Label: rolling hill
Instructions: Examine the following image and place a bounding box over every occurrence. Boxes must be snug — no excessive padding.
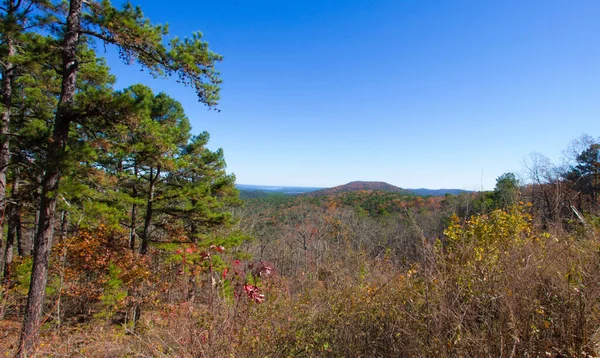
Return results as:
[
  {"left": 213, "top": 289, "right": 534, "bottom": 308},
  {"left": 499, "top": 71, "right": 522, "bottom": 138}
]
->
[
  {"left": 408, "top": 188, "right": 471, "bottom": 196},
  {"left": 303, "top": 181, "right": 414, "bottom": 197},
  {"left": 237, "top": 182, "right": 472, "bottom": 199},
  {"left": 236, "top": 184, "right": 324, "bottom": 198}
]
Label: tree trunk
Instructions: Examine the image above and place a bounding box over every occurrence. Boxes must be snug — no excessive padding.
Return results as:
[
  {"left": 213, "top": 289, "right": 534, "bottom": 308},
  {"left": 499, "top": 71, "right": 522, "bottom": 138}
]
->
[
  {"left": 29, "top": 205, "right": 40, "bottom": 256},
  {"left": 18, "top": 0, "right": 82, "bottom": 355},
  {"left": 130, "top": 165, "right": 138, "bottom": 251},
  {"left": 535, "top": 179, "right": 554, "bottom": 224},
  {"left": 140, "top": 166, "right": 159, "bottom": 255},
  {"left": 1, "top": 210, "right": 13, "bottom": 282},
  {"left": 59, "top": 210, "right": 68, "bottom": 241},
  {"left": 14, "top": 187, "right": 24, "bottom": 257},
  {"left": 0, "top": 2, "right": 17, "bottom": 282},
  {"left": 2, "top": 166, "right": 20, "bottom": 283},
  {"left": 130, "top": 203, "right": 137, "bottom": 250},
  {"left": 132, "top": 166, "right": 159, "bottom": 331}
]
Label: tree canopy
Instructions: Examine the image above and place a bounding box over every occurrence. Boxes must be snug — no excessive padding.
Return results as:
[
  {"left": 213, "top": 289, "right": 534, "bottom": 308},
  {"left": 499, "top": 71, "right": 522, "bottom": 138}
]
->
[{"left": 0, "top": 0, "right": 236, "bottom": 354}]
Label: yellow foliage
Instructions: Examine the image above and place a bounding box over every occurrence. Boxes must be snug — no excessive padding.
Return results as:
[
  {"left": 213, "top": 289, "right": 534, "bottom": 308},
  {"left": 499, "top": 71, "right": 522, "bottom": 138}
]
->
[{"left": 443, "top": 204, "right": 535, "bottom": 264}]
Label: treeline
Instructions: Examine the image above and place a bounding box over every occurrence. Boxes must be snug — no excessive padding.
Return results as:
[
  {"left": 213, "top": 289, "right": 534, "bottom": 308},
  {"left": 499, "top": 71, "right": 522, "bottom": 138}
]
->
[
  {"left": 235, "top": 139, "right": 600, "bottom": 289},
  {"left": 465, "top": 136, "right": 600, "bottom": 230},
  {"left": 226, "top": 136, "right": 600, "bottom": 357},
  {"left": 0, "top": 1, "right": 243, "bottom": 355},
  {"left": 522, "top": 136, "right": 600, "bottom": 228}
]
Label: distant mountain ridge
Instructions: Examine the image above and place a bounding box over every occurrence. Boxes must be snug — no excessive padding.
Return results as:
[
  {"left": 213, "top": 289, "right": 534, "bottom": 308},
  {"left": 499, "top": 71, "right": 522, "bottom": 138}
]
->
[
  {"left": 408, "top": 188, "right": 471, "bottom": 196},
  {"left": 236, "top": 184, "right": 324, "bottom": 196},
  {"left": 236, "top": 182, "right": 472, "bottom": 199},
  {"left": 303, "top": 181, "right": 414, "bottom": 197}
]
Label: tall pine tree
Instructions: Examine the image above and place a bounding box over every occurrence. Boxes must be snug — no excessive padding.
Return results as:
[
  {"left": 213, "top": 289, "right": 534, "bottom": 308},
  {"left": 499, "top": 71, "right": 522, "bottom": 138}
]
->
[{"left": 18, "top": 0, "right": 223, "bottom": 354}]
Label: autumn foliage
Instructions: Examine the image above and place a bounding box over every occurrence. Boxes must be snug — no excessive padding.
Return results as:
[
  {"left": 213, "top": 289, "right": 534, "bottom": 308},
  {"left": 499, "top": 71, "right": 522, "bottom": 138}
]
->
[
  {"left": 235, "top": 205, "right": 600, "bottom": 357},
  {"left": 51, "top": 227, "right": 150, "bottom": 319}
]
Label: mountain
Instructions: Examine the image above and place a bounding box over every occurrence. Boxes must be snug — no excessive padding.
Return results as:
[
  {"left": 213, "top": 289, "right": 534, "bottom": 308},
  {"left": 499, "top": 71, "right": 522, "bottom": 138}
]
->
[
  {"left": 236, "top": 184, "right": 324, "bottom": 197},
  {"left": 237, "top": 182, "right": 472, "bottom": 199},
  {"left": 407, "top": 188, "right": 472, "bottom": 196},
  {"left": 304, "top": 181, "right": 414, "bottom": 197}
]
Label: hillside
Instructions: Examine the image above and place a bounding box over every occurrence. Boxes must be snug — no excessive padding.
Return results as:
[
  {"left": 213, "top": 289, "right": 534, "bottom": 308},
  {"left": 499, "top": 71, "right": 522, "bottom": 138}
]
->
[
  {"left": 238, "top": 182, "right": 471, "bottom": 199},
  {"left": 304, "top": 181, "right": 414, "bottom": 197},
  {"left": 236, "top": 184, "right": 324, "bottom": 195},
  {"left": 408, "top": 188, "right": 472, "bottom": 196}
]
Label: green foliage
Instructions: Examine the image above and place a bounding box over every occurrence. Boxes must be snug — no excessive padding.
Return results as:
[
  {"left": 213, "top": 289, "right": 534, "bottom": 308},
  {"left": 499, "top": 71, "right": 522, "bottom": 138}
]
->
[
  {"left": 96, "top": 264, "right": 128, "bottom": 319},
  {"left": 83, "top": 0, "right": 223, "bottom": 106},
  {"left": 0, "top": 0, "right": 237, "bottom": 354},
  {"left": 492, "top": 172, "right": 520, "bottom": 209},
  {"left": 239, "top": 190, "right": 288, "bottom": 199},
  {"left": 13, "top": 257, "right": 33, "bottom": 296},
  {"left": 337, "top": 190, "right": 415, "bottom": 216},
  {"left": 566, "top": 142, "right": 600, "bottom": 204}
]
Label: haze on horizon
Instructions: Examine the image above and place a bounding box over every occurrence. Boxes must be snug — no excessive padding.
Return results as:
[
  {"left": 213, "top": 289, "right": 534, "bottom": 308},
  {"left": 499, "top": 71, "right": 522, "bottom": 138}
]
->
[{"left": 105, "top": 0, "right": 600, "bottom": 190}]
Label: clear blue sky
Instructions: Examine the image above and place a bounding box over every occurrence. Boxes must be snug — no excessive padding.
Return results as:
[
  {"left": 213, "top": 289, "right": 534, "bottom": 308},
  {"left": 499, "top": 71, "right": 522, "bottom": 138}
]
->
[{"left": 104, "top": 0, "right": 600, "bottom": 190}]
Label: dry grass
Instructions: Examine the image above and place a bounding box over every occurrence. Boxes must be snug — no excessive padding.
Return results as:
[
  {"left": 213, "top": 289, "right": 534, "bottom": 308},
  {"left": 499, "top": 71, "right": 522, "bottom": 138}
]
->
[{"left": 2, "top": 207, "right": 600, "bottom": 357}]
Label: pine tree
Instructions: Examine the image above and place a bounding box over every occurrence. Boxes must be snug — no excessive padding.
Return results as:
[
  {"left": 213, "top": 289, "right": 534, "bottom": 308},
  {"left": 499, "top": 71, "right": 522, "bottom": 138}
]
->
[
  {"left": 18, "top": 0, "right": 223, "bottom": 353},
  {"left": 566, "top": 143, "right": 600, "bottom": 211},
  {"left": 162, "top": 133, "right": 240, "bottom": 244},
  {"left": 0, "top": 0, "right": 53, "bottom": 281}
]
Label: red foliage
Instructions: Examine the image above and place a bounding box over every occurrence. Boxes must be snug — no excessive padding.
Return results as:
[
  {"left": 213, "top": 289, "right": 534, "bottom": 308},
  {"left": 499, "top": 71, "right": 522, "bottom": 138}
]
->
[{"left": 243, "top": 284, "right": 264, "bottom": 303}]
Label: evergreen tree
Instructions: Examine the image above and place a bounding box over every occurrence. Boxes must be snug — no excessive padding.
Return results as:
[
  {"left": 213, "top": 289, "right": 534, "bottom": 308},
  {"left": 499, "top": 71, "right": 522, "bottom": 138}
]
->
[
  {"left": 493, "top": 172, "right": 520, "bottom": 209},
  {"left": 19, "top": 0, "right": 223, "bottom": 354},
  {"left": 0, "top": 0, "right": 54, "bottom": 280},
  {"left": 161, "top": 133, "right": 241, "bottom": 244},
  {"left": 566, "top": 143, "right": 600, "bottom": 210},
  {"left": 1, "top": 33, "right": 62, "bottom": 280}
]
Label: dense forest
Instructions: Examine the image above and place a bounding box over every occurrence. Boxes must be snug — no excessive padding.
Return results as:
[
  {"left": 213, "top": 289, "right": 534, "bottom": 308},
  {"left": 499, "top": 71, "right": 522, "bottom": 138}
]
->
[{"left": 1, "top": 1, "right": 600, "bottom": 357}]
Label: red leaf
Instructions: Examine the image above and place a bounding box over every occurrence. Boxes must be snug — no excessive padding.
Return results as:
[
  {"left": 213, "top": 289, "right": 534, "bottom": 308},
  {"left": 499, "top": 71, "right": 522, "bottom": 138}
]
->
[{"left": 210, "top": 244, "right": 225, "bottom": 252}]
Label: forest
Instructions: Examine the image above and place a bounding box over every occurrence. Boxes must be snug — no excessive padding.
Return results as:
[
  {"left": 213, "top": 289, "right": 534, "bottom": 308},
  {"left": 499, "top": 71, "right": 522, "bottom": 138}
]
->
[{"left": 1, "top": 1, "right": 600, "bottom": 357}]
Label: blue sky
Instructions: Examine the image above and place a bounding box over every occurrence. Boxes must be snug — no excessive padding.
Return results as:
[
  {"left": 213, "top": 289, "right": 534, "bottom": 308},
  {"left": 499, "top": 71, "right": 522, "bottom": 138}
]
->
[{"left": 104, "top": 0, "right": 600, "bottom": 190}]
